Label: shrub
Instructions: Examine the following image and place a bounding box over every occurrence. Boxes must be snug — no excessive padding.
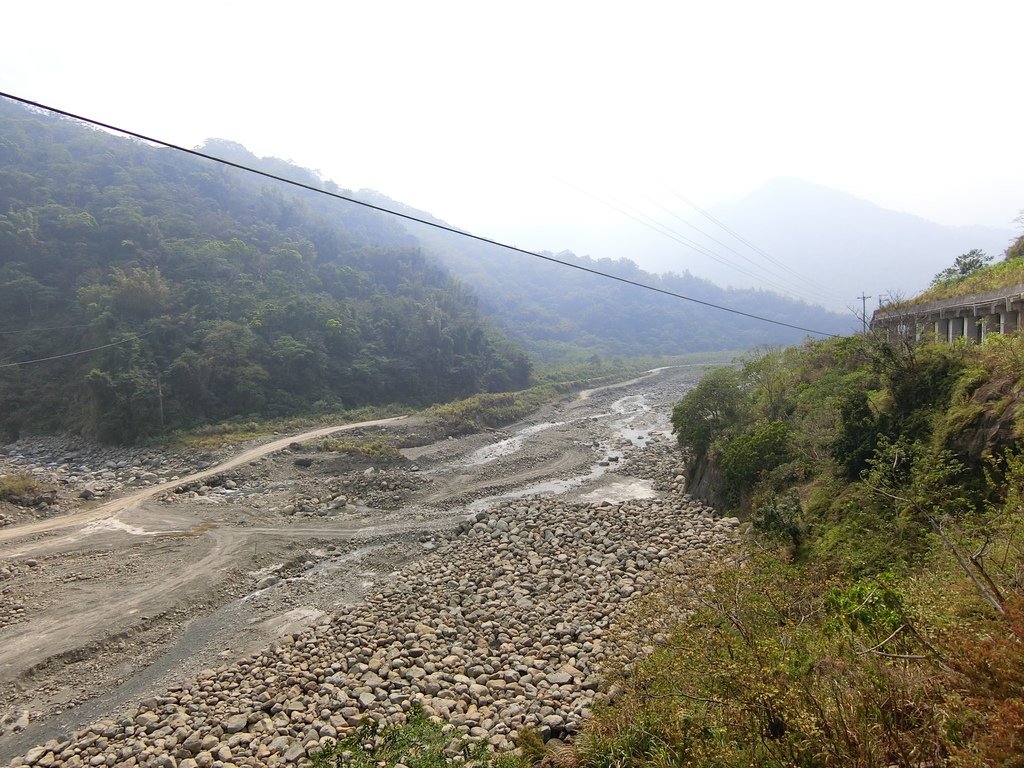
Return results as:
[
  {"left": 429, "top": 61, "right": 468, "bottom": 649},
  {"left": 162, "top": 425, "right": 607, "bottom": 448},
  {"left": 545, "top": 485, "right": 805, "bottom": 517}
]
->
[
  {"left": 569, "top": 555, "right": 952, "bottom": 768},
  {"left": 0, "top": 473, "right": 41, "bottom": 502},
  {"left": 670, "top": 366, "right": 745, "bottom": 458},
  {"left": 720, "top": 419, "right": 791, "bottom": 504},
  {"left": 310, "top": 705, "right": 491, "bottom": 768}
]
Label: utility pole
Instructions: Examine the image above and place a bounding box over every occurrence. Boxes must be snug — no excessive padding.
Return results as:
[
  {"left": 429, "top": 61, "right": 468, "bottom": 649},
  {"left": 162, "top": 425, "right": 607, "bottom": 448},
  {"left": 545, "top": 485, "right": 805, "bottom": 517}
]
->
[{"left": 858, "top": 293, "right": 872, "bottom": 333}]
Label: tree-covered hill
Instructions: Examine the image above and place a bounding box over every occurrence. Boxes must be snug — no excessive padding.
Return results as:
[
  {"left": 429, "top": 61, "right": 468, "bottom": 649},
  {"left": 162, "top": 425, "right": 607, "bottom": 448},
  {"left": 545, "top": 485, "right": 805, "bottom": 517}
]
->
[
  {"left": 0, "top": 99, "right": 530, "bottom": 442},
  {"left": 358, "top": 191, "right": 855, "bottom": 361}
]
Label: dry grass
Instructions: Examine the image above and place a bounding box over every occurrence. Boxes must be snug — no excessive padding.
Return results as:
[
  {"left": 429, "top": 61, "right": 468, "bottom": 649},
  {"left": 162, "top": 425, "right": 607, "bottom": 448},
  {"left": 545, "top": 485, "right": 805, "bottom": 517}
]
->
[{"left": 0, "top": 473, "right": 41, "bottom": 502}]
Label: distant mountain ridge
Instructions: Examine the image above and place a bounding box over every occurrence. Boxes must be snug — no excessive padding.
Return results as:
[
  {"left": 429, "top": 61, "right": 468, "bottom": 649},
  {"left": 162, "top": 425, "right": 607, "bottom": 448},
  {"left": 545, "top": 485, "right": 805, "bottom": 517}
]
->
[
  {"left": 705, "top": 177, "right": 1015, "bottom": 309},
  {"left": 356, "top": 191, "right": 854, "bottom": 360}
]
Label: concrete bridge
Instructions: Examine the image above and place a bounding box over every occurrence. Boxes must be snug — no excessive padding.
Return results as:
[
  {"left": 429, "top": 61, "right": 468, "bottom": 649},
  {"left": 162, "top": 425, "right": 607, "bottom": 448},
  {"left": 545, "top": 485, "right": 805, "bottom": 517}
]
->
[{"left": 871, "top": 284, "right": 1024, "bottom": 343}]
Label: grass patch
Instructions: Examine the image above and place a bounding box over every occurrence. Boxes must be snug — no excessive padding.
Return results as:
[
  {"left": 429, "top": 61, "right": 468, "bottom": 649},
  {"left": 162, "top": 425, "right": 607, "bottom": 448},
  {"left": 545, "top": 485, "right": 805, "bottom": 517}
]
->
[
  {"left": 427, "top": 388, "right": 557, "bottom": 436},
  {"left": 156, "top": 354, "right": 717, "bottom": 451},
  {"left": 429, "top": 355, "right": 725, "bottom": 437},
  {"left": 314, "top": 436, "right": 404, "bottom": 459},
  {"left": 310, "top": 704, "right": 531, "bottom": 768},
  {"left": 156, "top": 404, "right": 411, "bottom": 451},
  {"left": 886, "top": 255, "right": 1024, "bottom": 308},
  {"left": 0, "top": 473, "right": 41, "bottom": 502}
]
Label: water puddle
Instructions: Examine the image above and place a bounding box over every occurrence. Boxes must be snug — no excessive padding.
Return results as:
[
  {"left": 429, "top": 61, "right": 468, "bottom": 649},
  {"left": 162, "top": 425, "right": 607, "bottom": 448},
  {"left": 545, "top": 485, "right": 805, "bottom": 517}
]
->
[
  {"left": 464, "top": 421, "right": 563, "bottom": 466},
  {"left": 575, "top": 479, "right": 658, "bottom": 504},
  {"left": 609, "top": 394, "right": 654, "bottom": 446},
  {"left": 468, "top": 460, "right": 610, "bottom": 514},
  {"left": 81, "top": 518, "right": 173, "bottom": 537}
]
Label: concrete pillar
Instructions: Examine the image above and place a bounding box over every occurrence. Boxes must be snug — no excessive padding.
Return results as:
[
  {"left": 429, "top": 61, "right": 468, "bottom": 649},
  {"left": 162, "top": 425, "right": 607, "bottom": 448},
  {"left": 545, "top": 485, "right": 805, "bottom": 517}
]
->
[
  {"left": 985, "top": 314, "right": 1001, "bottom": 339},
  {"left": 948, "top": 316, "right": 955, "bottom": 343},
  {"left": 965, "top": 315, "right": 981, "bottom": 343}
]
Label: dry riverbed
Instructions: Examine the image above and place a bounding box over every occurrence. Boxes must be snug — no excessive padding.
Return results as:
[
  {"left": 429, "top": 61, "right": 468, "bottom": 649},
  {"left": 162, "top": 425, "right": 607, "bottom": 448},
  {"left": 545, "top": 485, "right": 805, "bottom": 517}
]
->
[{"left": 1, "top": 367, "right": 730, "bottom": 766}]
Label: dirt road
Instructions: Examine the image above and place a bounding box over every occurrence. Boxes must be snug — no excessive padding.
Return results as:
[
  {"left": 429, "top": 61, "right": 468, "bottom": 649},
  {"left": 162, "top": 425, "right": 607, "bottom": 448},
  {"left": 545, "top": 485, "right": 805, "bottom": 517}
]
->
[
  {"left": 0, "top": 367, "right": 704, "bottom": 760},
  {"left": 0, "top": 416, "right": 408, "bottom": 547}
]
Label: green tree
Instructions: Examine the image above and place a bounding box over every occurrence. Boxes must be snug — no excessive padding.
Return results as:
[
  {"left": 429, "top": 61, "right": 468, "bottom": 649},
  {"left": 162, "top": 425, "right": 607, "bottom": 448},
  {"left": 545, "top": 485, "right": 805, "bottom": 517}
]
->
[
  {"left": 671, "top": 366, "right": 745, "bottom": 457},
  {"left": 930, "top": 248, "right": 992, "bottom": 287}
]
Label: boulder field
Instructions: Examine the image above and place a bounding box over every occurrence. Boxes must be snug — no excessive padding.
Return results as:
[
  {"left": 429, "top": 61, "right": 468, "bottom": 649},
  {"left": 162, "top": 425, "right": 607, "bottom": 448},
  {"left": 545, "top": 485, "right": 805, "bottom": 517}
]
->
[{"left": 9, "top": 454, "right": 739, "bottom": 768}]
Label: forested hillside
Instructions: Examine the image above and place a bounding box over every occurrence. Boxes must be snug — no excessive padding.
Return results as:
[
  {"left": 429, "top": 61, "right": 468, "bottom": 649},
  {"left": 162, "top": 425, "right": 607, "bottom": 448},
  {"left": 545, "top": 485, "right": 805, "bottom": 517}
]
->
[
  {"left": 0, "top": 100, "right": 530, "bottom": 442},
  {"left": 359, "top": 191, "right": 854, "bottom": 360}
]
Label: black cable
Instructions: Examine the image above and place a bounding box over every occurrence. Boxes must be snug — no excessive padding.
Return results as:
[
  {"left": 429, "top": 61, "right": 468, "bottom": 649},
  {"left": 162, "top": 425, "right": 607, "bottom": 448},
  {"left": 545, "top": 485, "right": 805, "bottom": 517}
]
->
[
  {"left": 0, "top": 330, "right": 153, "bottom": 368},
  {"left": 665, "top": 185, "right": 844, "bottom": 299},
  {"left": 0, "top": 322, "right": 93, "bottom": 335},
  {"left": 552, "top": 173, "right": 823, "bottom": 301},
  {"left": 0, "top": 90, "right": 839, "bottom": 339}
]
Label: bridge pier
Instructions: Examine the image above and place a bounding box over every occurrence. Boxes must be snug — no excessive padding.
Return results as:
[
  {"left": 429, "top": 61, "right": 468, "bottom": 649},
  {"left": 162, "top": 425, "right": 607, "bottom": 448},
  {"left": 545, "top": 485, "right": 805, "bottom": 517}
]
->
[{"left": 964, "top": 313, "right": 981, "bottom": 343}]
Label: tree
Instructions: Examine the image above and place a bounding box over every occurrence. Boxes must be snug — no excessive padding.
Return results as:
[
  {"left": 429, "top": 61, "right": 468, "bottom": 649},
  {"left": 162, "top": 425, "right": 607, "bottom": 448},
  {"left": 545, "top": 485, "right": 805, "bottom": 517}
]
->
[
  {"left": 930, "top": 249, "right": 992, "bottom": 287},
  {"left": 671, "top": 367, "right": 745, "bottom": 457}
]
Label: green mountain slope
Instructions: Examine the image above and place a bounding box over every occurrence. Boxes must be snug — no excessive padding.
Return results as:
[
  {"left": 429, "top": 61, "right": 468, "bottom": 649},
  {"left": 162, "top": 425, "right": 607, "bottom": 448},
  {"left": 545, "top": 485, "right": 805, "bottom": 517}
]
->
[
  {"left": 0, "top": 100, "right": 530, "bottom": 442},
  {"left": 358, "top": 191, "right": 854, "bottom": 361}
]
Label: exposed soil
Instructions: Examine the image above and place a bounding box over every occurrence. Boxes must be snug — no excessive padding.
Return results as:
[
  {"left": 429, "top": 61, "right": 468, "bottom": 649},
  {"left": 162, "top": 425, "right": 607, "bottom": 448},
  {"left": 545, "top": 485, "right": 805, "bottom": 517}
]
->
[{"left": 0, "top": 366, "right": 706, "bottom": 761}]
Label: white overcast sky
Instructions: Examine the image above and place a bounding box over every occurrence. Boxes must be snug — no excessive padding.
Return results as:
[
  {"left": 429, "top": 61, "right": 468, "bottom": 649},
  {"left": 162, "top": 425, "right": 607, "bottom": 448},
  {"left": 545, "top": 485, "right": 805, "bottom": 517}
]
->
[{"left": 2, "top": 0, "right": 1022, "bottom": 286}]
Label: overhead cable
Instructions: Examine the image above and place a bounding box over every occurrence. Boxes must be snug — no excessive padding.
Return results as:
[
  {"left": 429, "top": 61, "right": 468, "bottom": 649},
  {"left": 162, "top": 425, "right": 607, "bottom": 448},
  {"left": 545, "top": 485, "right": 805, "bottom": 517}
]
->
[
  {"left": 0, "top": 330, "right": 153, "bottom": 368},
  {"left": 638, "top": 190, "right": 847, "bottom": 302},
  {"left": 664, "top": 185, "right": 845, "bottom": 300},
  {"left": 0, "top": 322, "right": 94, "bottom": 335},
  {"left": 558, "top": 176, "right": 830, "bottom": 303},
  {"left": 0, "top": 90, "right": 840, "bottom": 339}
]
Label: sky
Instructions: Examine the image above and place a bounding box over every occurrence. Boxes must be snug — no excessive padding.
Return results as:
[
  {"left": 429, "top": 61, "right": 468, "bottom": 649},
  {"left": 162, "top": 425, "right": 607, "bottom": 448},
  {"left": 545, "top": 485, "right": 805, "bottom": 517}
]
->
[{"left": 2, "top": 0, "right": 1022, "bottom": 303}]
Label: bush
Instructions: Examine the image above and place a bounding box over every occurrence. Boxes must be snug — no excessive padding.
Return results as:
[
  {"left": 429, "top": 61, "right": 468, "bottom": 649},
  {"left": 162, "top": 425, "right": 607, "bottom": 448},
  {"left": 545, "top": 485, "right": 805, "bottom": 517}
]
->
[
  {"left": 569, "top": 555, "right": 951, "bottom": 768},
  {"left": 310, "top": 705, "right": 489, "bottom": 768},
  {"left": 720, "top": 419, "right": 791, "bottom": 504},
  {"left": 315, "top": 436, "right": 402, "bottom": 459},
  {"left": 670, "top": 366, "right": 745, "bottom": 458},
  {"left": 751, "top": 490, "right": 806, "bottom": 557},
  {"left": 0, "top": 473, "right": 41, "bottom": 502}
]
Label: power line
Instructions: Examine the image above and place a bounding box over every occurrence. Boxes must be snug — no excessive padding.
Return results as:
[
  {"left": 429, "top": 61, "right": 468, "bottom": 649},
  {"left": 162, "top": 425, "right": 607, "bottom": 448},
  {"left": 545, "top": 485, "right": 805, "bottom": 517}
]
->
[
  {"left": 664, "top": 185, "right": 846, "bottom": 301},
  {"left": 0, "top": 330, "right": 154, "bottom": 368},
  {"left": 0, "top": 322, "right": 93, "bottom": 335},
  {"left": 637, "top": 190, "right": 846, "bottom": 303},
  {"left": 0, "top": 90, "right": 839, "bottom": 339},
  {"left": 552, "top": 175, "right": 828, "bottom": 302}
]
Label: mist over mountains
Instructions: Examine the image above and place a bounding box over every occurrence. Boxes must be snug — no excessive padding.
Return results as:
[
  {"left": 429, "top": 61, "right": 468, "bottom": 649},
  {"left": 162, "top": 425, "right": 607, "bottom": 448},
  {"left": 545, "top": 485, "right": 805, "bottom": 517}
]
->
[
  {"left": 0, "top": 97, "right": 878, "bottom": 440},
  {"left": 630, "top": 177, "right": 1014, "bottom": 311},
  {"left": 357, "top": 191, "right": 853, "bottom": 359}
]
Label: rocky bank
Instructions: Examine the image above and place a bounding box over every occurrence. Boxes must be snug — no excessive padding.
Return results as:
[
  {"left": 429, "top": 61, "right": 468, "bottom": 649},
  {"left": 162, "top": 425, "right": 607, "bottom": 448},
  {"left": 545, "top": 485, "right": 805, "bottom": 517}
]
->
[{"left": 7, "top": 443, "right": 738, "bottom": 768}]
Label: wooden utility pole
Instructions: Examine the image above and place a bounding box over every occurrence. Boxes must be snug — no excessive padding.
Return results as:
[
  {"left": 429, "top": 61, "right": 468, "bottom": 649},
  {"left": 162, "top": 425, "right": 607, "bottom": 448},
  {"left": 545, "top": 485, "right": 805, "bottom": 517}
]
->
[{"left": 858, "top": 293, "right": 872, "bottom": 333}]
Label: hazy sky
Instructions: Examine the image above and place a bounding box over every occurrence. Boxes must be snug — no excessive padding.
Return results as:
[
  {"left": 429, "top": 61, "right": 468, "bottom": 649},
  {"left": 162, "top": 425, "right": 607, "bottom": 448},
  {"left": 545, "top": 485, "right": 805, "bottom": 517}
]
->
[{"left": 2, "top": 0, "right": 1022, "bottom": 301}]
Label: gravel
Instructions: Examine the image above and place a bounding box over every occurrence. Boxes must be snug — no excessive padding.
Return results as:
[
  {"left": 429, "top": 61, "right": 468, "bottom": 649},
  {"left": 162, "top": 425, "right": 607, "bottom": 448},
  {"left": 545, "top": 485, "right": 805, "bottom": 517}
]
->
[{"left": 6, "top": 442, "right": 740, "bottom": 768}]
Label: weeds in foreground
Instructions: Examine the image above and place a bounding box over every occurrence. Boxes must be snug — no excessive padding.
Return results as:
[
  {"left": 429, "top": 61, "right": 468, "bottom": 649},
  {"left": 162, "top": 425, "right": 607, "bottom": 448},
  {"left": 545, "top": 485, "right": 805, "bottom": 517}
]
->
[
  {"left": 310, "top": 705, "right": 533, "bottom": 768},
  {"left": 566, "top": 542, "right": 1024, "bottom": 768}
]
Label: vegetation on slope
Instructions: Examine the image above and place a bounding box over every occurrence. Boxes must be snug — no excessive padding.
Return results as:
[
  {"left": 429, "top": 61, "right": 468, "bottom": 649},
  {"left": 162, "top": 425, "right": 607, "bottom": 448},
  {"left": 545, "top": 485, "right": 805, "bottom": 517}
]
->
[
  {"left": 360, "top": 191, "right": 854, "bottom": 361},
  {"left": 0, "top": 99, "right": 530, "bottom": 443},
  {"left": 558, "top": 331, "right": 1024, "bottom": 767},
  {"left": 883, "top": 223, "right": 1024, "bottom": 307}
]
